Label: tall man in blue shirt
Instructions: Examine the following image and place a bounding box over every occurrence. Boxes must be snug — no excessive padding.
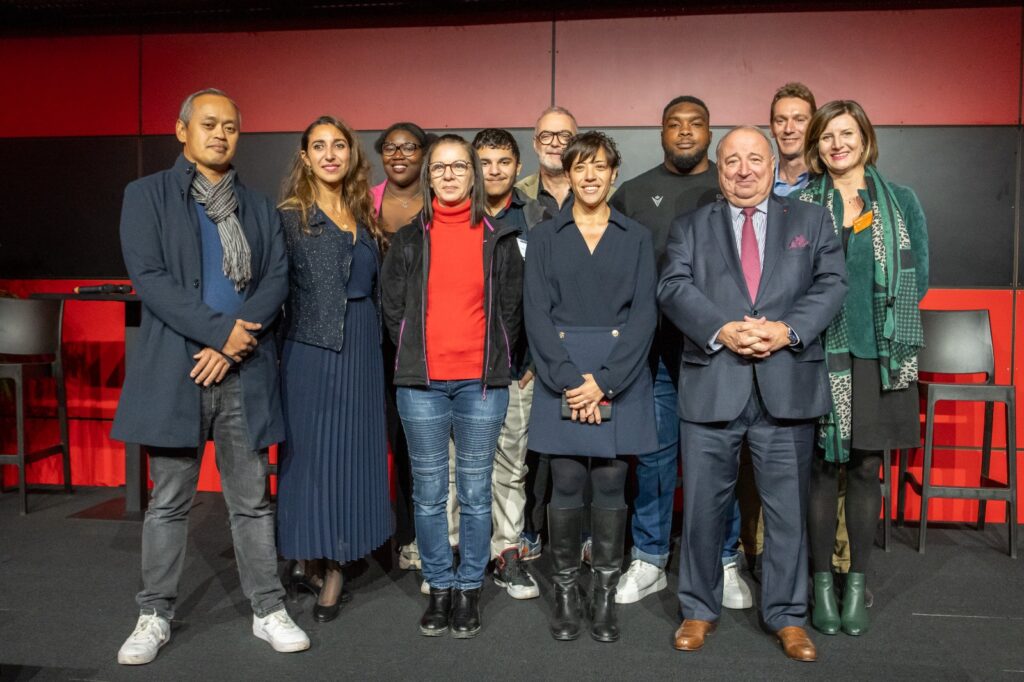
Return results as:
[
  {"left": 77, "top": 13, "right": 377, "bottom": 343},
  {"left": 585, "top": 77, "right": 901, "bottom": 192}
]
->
[
  {"left": 113, "top": 89, "right": 308, "bottom": 665},
  {"left": 770, "top": 82, "right": 816, "bottom": 197}
]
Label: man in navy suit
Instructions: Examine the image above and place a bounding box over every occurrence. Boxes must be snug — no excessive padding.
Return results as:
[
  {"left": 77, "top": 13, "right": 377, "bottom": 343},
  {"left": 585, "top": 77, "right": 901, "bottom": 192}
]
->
[{"left": 657, "top": 126, "right": 846, "bottom": 661}]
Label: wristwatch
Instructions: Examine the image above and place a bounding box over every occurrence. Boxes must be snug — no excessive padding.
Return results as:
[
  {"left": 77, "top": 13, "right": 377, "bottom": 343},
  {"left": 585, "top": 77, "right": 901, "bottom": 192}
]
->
[{"left": 786, "top": 324, "right": 799, "bottom": 347}]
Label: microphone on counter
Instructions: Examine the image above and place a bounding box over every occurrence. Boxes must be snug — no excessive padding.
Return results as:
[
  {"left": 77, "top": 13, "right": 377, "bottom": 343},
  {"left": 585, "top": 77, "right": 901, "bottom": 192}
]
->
[{"left": 73, "top": 284, "right": 134, "bottom": 294}]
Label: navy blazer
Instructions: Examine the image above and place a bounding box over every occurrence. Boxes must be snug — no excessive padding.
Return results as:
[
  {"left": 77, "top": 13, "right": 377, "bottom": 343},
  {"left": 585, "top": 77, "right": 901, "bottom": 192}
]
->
[
  {"left": 657, "top": 194, "right": 847, "bottom": 423},
  {"left": 525, "top": 206, "right": 657, "bottom": 399},
  {"left": 112, "top": 154, "right": 288, "bottom": 449},
  {"left": 280, "top": 207, "right": 381, "bottom": 352}
]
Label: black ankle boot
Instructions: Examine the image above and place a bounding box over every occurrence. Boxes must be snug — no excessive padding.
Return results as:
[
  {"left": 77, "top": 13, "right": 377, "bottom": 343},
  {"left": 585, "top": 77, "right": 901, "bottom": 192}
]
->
[
  {"left": 419, "top": 587, "right": 452, "bottom": 636},
  {"left": 590, "top": 506, "right": 627, "bottom": 643},
  {"left": 548, "top": 506, "right": 585, "bottom": 641},
  {"left": 450, "top": 588, "right": 482, "bottom": 639}
]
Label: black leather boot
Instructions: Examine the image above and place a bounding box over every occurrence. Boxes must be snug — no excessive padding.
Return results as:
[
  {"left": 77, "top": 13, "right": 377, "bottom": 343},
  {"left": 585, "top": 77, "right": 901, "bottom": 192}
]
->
[
  {"left": 419, "top": 587, "right": 452, "bottom": 636},
  {"left": 450, "top": 588, "right": 482, "bottom": 638},
  {"left": 548, "top": 506, "right": 585, "bottom": 641},
  {"left": 590, "top": 505, "right": 627, "bottom": 643}
]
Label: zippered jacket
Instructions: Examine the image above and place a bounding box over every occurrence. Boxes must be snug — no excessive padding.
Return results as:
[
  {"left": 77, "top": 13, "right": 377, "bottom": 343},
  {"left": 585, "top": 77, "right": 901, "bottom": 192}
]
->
[{"left": 381, "top": 212, "right": 523, "bottom": 388}]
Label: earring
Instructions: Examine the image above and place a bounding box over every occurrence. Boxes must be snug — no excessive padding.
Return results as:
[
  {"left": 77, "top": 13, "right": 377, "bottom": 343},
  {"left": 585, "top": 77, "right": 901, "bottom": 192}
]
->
[{"left": 304, "top": 165, "right": 313, "bottom": 175}]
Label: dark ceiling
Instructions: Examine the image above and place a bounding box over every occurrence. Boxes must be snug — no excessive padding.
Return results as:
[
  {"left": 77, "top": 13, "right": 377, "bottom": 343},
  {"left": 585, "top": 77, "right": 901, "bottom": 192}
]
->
[{"left": 0, "top": 0, "right": 1013, "bottom": 35}]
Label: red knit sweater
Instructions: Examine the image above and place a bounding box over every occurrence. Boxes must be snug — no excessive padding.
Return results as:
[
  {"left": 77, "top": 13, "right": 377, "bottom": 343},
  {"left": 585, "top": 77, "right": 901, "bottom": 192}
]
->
[{"left": 425, "top": 198, "right": 485, "bottom": 380}]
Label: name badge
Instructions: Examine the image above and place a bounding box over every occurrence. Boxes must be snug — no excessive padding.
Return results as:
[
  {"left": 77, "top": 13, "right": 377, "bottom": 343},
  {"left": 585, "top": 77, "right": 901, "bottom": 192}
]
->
[
  {"left": 852, "top": 210, "right": 873, "bottom": 234},
  {"left": 517, "top": 236, "right": 528, "bottom": 259}
]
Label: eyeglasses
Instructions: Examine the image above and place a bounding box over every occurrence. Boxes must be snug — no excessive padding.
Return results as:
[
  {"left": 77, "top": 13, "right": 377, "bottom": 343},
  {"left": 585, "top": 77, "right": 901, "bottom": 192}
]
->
[
  {"left": 428, "top": 161, "right": 471, "bottom": 178},
  {"left": 382, "top": 142, "right": 421, "bottom": 157},
  {"left": 536, "top": 130, "right": 574, "bottom": 145}
]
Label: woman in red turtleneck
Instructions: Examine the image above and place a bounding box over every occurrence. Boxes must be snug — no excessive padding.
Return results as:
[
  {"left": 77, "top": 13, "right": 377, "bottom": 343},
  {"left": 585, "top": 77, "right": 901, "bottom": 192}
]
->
[{"left": 380, "top": 134, "right": 524, "bottom": 640}]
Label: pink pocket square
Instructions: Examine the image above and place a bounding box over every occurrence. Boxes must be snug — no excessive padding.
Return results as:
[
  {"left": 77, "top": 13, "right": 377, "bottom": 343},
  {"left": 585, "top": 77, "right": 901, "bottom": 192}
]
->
[{"left": 787, "top": 235, "right": 809, "bottom": 249}]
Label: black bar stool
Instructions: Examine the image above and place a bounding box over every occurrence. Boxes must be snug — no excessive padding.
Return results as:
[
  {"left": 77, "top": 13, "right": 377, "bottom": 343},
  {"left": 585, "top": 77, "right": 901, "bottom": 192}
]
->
[
  {"left": 0, "top": 298, "right": 72, "bottom": 514},
  {"left": 897, "top": 309, "right": 1017, "bottom": 558}
]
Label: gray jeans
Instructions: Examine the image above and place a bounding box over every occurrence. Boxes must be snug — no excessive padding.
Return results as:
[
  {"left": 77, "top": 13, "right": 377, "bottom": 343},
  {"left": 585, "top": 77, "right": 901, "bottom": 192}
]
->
[{"left": 136, "top": 372, "right": 285, "bottom": 620}]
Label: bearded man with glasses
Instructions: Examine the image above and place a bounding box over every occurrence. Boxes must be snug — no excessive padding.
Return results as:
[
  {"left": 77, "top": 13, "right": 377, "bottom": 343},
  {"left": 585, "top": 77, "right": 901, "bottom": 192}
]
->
[{"left": 516, "top": 106, "right": 579, "bottom": 215}]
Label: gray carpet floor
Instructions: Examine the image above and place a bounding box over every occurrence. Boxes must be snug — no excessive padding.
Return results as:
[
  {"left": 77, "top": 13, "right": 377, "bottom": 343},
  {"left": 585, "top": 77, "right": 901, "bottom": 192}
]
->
[{"left": 1, "top": 486, "right": 1022, "bottom": 681}]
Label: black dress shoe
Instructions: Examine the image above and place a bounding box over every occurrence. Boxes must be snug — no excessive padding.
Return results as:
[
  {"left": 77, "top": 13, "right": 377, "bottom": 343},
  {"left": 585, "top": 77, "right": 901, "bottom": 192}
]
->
[
  {"left": 451, "top": 588, "right": 482, "bottom": 639},
  {"left": 420, "top": 587, "right": 452, "bottom": 636},
  {"left": 313, "top": 601, "right": 341, "bottom": 623}
]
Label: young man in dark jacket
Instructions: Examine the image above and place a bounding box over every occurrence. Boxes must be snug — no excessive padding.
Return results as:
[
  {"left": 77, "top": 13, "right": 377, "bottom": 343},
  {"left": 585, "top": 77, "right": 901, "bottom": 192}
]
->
[{"left": 473, "top": 129, "right": 550, "bottom": 599}]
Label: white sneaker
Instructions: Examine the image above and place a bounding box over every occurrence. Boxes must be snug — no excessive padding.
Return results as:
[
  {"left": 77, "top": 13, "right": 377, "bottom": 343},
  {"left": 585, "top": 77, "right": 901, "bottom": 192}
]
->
[
  {"left": 398, "top": 541, "right": 422, "bottom": 570},
  {"left": 117, "top": 612, "right": 170, "bottom": 665},
  {"left": 615, "top": 559, "right": 668, "bottom": 604},
  {"left": 722, "top": 561, "right": 753, "bottom": 610},
  {"left": 420, "top": 578, "right": 430, "bottom": 595},
  {"left": 253, "top": 610, "right": 310, "bottom": 653}
]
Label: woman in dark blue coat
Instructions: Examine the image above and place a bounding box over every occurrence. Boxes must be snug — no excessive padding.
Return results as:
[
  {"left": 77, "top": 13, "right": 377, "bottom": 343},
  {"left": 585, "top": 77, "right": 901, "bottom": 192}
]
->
[
  {"left": 524, "top": 131, "right": 658, "bottom": 643},
  {"left": 275, "top": 116, "right": 392, "bottom": 623}
]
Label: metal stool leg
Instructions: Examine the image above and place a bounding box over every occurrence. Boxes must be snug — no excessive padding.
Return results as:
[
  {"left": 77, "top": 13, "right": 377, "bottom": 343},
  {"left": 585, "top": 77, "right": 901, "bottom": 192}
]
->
[
  {"left": 978, "top": 401, "right": 994, "bottom": 530},
  {"left": 882, "top": 449, "right": 892, "bottom": 552},
  {"left": 919, "top": 397, "right": 938, "bottom": 554},
  {"left": 56, "top": 365, "right": 72, "bottom": 494},
  {"left": 15, "top": 371, "right": 27, "bottom": 515},
  {"left": 1005, "top": 398, "right": 1017, "bottom": 559},
  {"left": 897, "top": 446, "right": 908, "bottom": 527}
]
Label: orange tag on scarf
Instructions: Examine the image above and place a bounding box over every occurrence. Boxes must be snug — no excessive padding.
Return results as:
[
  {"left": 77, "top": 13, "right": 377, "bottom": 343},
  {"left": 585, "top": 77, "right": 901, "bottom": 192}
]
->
[{"left": 852, "top": 210, "right": 873, "bottom": 233}]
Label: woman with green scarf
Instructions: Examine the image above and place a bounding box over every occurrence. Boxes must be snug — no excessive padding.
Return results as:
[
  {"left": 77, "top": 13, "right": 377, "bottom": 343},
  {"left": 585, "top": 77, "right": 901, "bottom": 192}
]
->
[{"left": 799, "top": 100, "right": 928, "bottom": 637}]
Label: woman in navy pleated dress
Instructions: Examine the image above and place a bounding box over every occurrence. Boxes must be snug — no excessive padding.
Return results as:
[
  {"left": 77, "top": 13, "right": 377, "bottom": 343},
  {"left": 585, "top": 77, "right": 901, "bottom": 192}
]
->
[{"left": 276, "top": 115, "right": 392, "bottom": 623}]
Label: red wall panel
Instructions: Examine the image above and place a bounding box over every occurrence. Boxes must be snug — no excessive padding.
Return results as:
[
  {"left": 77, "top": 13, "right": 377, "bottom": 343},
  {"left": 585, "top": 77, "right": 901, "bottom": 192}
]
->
[
  {"left": 0, "top": 36, "right": 140, "bottom": 138},
  {"left": 140, "top": 24, "right": 552, "bottom": 134},
  {"left": 4, "top": 280, "right": 1019, "bottom": 521},
  {"left": 555, "top": 8, "right": 1022, "bottom": 127}
]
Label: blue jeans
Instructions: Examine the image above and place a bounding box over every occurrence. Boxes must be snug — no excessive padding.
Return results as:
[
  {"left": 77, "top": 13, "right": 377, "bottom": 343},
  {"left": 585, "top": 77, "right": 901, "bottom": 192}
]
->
[
  {"left": 397, "top": 381, "right": 508, "bottom": 590},
  {"left": 632, "top": 360, "right": 741, "bottom": 568}
]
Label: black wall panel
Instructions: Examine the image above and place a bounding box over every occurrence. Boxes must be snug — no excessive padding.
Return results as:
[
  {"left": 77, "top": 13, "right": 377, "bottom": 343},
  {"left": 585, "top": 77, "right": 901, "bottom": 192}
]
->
[
  {"left": 871, "top": 127, "right": 1016, "bottom": 289},
  {"left": 0, "top": 136, "right": 138, "bottom": 278},
  {"left": 2, "top": 127, "right": 1017, "bottom": 288}
]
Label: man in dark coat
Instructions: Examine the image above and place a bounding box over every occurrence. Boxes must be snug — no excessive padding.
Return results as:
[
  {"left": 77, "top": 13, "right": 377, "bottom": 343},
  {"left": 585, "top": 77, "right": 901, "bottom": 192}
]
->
[
  {"left": 113, "top": 89, "right": 307, "bottom": 665},
  {"left": 658, "top": 126, "right": 846, "bottom": 661}
]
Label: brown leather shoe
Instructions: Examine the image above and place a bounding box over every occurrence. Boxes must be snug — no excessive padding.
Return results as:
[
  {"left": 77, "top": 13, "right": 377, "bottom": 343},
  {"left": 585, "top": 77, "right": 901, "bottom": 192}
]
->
[
  {"left": 672, "top": 619, "right": 716, "bottom": 651},
  {"left": 776, "top": 626, "right": 817, "bottom": 662}
]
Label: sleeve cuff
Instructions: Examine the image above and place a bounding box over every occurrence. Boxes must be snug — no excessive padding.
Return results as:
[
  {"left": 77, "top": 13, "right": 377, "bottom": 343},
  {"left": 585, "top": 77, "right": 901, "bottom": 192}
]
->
[{"left": 707, "top": 326, "right": 724, "bottom": 353}]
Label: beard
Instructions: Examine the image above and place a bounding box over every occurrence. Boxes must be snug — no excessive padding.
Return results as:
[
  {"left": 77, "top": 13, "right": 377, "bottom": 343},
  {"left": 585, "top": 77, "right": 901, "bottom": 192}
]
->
[
  {"left": 667, "top": 147, "right": 707, "bottom": 173},
  {"left": 539, "top": 156, "right": 564, "bottom": 174}
]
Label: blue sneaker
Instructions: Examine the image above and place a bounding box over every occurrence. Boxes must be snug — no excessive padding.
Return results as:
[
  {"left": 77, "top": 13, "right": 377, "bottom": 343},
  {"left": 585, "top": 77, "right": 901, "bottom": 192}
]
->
[{"left": 519, "top": 532, "right": 542, "bottom": 562}]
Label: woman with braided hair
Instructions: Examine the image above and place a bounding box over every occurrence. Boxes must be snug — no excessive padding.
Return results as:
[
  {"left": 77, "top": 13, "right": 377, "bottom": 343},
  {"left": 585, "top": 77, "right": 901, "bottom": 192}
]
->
[{"left": 800, "top": 100, "right": 928, "bottom": 637}]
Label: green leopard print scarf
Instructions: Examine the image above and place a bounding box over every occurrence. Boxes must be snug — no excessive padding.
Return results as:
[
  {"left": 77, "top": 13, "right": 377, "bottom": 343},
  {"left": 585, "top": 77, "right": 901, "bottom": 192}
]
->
[{"left": 799, "top": 166, "right": 924, "bottom": 463}]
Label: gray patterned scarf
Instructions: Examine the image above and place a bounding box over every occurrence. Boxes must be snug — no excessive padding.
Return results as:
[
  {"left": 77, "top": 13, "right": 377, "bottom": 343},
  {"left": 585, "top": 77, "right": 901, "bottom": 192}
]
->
[{"left": 190, "top": 169, "right": 252, "bottom": 291}]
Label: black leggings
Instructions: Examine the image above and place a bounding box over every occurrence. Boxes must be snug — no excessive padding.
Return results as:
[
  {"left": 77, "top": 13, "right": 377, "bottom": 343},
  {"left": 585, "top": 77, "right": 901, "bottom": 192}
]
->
[
  {"left": 550, "top": 456, "right": 627, "bottom": 510},
  {"left": 808, "top": 450, "right": 882, "bottom": 574}
]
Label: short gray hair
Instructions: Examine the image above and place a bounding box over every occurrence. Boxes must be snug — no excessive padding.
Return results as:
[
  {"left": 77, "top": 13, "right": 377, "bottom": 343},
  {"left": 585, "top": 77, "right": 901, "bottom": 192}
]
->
[
  {"left": 178, "top": 88, "right": 241, "bottom": 128},
  {"left": 534, "top": 105, "right": 577, "bottom": 132},
  {"left": 715, "top": 125, "right": 773, "bottom": 160}
]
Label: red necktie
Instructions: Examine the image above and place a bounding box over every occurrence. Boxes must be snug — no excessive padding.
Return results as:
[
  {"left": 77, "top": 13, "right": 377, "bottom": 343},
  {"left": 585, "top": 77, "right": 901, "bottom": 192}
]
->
[{"left": 740, "top": 206, "right": 760, "bottom": 301}]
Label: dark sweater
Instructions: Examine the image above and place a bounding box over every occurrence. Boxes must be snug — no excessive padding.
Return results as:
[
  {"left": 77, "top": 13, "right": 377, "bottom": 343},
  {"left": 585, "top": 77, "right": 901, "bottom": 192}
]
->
[{"left": 609, "top": 162, "right": 720, "bottom": 263}]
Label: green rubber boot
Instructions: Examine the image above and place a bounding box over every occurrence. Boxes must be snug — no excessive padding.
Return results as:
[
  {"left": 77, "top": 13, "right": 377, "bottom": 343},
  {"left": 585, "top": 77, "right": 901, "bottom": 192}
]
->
[
  {"left": 811, "top": 572, "right": 841, "bottom": 635},
  {"left": 841, "top": 572, "right": 870, "bottom": 636}
]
